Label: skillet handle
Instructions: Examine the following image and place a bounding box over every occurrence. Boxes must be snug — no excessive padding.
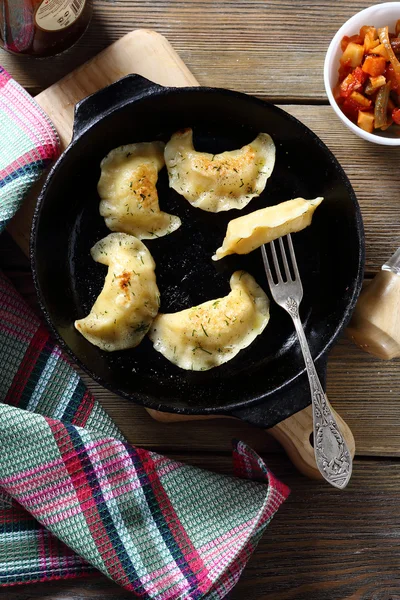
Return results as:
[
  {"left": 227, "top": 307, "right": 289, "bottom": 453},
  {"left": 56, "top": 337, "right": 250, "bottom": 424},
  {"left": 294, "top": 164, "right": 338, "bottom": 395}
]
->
[
  {"left": 268, "top": 403, "right": 355, "bottom": 480},
  {"left": 72, "top": 74, "right": 164, "bottom": 140},
  {"left": 228, "top": 357, "right": 355, "bottom": 480}
]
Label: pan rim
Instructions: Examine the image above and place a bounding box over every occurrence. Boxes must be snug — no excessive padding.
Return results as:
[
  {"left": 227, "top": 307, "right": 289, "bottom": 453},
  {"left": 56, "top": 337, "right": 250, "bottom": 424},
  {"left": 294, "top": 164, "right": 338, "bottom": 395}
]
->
[{"left": 30, "top": 81, "right": 365, "bottom": 416}]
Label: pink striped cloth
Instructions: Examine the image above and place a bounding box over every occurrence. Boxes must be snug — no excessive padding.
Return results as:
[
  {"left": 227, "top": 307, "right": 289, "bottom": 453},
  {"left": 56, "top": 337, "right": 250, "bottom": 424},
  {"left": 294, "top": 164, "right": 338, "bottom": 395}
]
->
[{"left": 0, "top": 65, "right": 290, "bottom": 598}]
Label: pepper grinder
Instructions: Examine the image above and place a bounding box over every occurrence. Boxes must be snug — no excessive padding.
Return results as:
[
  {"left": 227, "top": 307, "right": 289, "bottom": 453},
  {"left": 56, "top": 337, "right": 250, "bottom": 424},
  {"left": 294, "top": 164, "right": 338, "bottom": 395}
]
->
[{"left": 347, "top": 248, "right": 400, "bottom": 359}]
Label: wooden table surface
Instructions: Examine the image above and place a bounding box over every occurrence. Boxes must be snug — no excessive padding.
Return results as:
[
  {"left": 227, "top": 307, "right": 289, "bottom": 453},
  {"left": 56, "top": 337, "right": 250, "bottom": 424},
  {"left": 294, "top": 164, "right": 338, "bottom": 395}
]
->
[{"left": 2, "top": 1, "right": 400, "bottom": 598}]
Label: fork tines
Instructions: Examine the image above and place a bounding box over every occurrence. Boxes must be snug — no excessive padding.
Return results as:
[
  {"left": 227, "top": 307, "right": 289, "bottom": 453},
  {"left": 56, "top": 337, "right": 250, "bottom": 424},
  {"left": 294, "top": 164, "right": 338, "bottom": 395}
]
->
[{"left": 262, "top": 234, "right": 300, "bottom": 286}]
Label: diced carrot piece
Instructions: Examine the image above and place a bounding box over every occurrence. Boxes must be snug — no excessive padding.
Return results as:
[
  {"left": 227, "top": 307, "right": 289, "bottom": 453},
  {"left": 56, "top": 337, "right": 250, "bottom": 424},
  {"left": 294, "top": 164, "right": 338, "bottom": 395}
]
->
[
  {"left": 365, "top": 37, "right": 380, "bottom": 52},
  {"left": 350, "top": 91, "right": 372, "bottom": 108},
  {"left": 364, "top": 27, "right": 379, "bottom": 52},
  {"left": 341, "top": 34, "right": 363, "bottom": 52},
  {"left": 341, "top": 36, "right": 350, "bottom": 52},
  {"left": 362, "top": 55, "right": 387, "bottom": 76},
  {"left": 368, "top": 43, "right": 389, "bottom": 59},
  {"left": 350, "top": 34, "right": 363, "bottom": 45},
  {"left": 357, "top": 110, "right": 375, "bottom": 132},
  {"left": 392, "top": 107, "right": 400, "bottom": 124},
  {"left": 360, "top": 25, "right": 377, "bottom": 41}
]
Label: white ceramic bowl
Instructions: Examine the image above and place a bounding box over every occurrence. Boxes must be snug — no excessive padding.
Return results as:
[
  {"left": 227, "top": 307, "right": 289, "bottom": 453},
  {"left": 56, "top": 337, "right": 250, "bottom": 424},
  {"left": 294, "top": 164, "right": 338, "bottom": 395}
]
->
[{"left": 324, "top": 2, "right": 400, "bottom": 145}]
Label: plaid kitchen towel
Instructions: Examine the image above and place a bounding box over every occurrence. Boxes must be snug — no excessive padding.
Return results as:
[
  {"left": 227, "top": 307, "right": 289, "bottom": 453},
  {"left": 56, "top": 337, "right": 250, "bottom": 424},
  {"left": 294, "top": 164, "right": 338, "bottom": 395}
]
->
[{"left": 0, "top": 66, "right": 290, "bottom": 598}]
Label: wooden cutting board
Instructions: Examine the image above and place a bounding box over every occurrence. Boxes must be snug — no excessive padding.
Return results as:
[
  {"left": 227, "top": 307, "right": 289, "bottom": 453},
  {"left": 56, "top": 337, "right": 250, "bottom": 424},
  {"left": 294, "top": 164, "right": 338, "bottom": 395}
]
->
[{"left": 7, "top": 29, "right": 355, "bottom": 480}]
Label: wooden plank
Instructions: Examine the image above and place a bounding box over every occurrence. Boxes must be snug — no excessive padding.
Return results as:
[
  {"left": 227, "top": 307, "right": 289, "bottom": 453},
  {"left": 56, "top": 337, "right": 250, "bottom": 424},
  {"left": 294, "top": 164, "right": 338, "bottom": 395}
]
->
[
  {"left": 7, "top": 29, "right": 199, "bottom": 256},
  {"left": 283, "top": 105, "right": 400, "bottom": 274},
  {"left": 0, "top": 0, "right": 375, "bottom": 101},
  {"left": 7, "top": 101, "right": 400, "bottom": 273},
  {"left": 82, "top": 340, "right": 400, "bottom": 458},
  {"left": 35, "top": 29, "right": 198, "bottom": 150},
  {"left": 1, "top": 233, "right": 400, "bottom": 457},
  {"left": 3, "top": 455, "right": 400, "bottom": 600}
]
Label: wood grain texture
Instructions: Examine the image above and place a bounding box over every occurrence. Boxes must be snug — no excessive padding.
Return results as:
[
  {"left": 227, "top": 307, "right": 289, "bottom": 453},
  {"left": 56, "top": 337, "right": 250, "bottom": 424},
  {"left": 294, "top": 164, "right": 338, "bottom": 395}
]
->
[
  {"left": 8, "top": 101, "right": 400, "bottom": 273},
  {"left": 1, "top": 455, "right": 400, "bottom": 600},
  {"left": 36, "top": 30, "right": 198, "bottom": 149},
  {"left": 2, "top": 3, "right": 400, "bottom": 599},
  {"left": 1, "top": 231, "right": 400, "bottom": 458},
  {"left": 0, "top": 0, "right": 376, "bottom": 100},
  {"left": 8, "top": 29, "right": 199, "bottom": 256}
]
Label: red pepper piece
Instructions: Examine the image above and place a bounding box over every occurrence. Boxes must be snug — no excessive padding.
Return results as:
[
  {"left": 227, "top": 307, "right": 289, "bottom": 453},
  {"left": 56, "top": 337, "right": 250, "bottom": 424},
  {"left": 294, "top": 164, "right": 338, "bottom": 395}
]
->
[
  {"left": 339, "top": 67, "right": 368, "bottom": 98},
  {"left": 392, "top": 107, "right": 400, "bottom": 124},
  {"left": 385, "top": 63, "right": 400, "bottom": 90}
]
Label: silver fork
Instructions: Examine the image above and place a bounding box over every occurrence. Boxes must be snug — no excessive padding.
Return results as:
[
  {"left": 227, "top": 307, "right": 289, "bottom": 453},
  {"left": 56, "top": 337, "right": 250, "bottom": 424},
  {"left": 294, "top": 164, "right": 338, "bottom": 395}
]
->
[{"left": 261, "top": 234, "right": 352, "bottom": 489}]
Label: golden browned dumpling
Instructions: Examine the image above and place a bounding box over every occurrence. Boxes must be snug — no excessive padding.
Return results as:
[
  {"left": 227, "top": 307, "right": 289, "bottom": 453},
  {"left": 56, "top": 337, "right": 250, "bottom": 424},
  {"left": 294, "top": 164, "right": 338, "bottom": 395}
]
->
[
  {"left": 213, "top": 197, "right": 323, "bottom": 260},
  {"left": 149, "top": 271, "right": 269, "bottom": 370},
  {"left": 75, "top": 233, "right": 159, "bottom": 351},
  {"left": 98, "top": 142, "right": 181, "bottom": 239},
  {"left": 164, "top": 129, "right": 275, "bottom": 212}
]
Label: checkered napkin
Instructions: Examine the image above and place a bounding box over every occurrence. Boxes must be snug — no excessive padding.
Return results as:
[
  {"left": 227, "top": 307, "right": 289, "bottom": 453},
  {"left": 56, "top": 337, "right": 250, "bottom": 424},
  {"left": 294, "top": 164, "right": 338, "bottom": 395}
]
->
[{"left": 0, "top": 66, "right": 290, "bottom": 598}]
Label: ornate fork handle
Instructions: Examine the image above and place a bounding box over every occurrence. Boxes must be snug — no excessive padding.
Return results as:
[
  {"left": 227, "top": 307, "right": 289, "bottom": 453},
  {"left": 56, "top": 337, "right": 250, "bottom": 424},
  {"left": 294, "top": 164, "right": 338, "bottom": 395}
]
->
[{"left": 286, "top": 297, "right": 352, "bottom": 489}]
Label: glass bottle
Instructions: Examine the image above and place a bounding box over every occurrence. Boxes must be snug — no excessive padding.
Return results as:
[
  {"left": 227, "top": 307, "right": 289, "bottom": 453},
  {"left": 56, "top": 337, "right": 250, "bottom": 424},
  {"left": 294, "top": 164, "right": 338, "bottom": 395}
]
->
[{"left": 0, "top": 0, "right": 92, "bottom": 57}]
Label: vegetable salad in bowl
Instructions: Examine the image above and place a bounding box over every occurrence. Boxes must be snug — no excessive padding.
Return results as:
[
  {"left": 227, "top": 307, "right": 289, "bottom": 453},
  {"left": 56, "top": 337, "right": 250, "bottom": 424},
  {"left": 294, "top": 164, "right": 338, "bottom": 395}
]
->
[{"left": 334, "top": 22, "right": 400, "bottom": 133}]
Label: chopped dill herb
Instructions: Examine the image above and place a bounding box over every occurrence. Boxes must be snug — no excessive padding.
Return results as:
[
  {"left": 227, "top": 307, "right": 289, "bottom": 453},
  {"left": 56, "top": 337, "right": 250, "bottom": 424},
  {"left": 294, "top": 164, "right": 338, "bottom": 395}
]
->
[
  {"left": 133, "top": 322, "right": 149, "bottom": 334},
  {"left": 192, "top": 345, "right": 212, "bottom": 355}
]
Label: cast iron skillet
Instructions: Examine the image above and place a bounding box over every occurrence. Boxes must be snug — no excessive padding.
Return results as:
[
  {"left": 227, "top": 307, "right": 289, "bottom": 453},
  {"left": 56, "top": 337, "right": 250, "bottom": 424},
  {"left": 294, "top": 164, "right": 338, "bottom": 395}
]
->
[{"left": 31, "top": 74, "right": 364, "bottom": 429}]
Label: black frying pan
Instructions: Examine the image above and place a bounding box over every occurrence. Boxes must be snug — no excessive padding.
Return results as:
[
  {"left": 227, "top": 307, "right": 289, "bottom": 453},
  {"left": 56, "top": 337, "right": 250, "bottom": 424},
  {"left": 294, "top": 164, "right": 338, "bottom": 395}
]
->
[{"left": 31, "top": 75, "right": 364, "bottom": 429}]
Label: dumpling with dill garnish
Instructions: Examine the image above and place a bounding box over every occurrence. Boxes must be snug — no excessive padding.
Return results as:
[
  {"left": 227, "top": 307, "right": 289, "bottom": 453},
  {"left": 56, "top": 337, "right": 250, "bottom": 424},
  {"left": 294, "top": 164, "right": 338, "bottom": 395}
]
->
[
  {"left": 148, "top": 271, "right": 270, "bottom": 370},
  {"left": 98, "top": 142, "right": 181, "bottom": 239},
  {"left": 164, "top": 128, "right": 275, "bottom": 212},
  {"left": 75, "top": 233, "right": 160, "bottom": 352}
]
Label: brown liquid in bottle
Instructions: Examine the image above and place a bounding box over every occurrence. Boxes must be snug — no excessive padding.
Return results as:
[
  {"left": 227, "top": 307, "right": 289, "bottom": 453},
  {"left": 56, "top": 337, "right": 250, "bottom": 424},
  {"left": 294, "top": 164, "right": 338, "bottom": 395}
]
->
[{"left": 0, "top": 0, "right": 92, "bottom": 57}]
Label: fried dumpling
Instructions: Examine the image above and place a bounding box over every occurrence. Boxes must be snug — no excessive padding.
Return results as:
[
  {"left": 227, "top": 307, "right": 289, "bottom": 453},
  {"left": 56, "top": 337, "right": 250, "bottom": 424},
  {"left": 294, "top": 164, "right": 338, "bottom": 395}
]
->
[
  {"left": 164, "top": 129, "right": 276, "bottom": 212},
  {"left": 149, "top": 271, "right": 269, "bottom": 371},
  {"left": 213, "top": 197, "right": 323, "bottom": 261},
  {"left": 75, "top": 233, "right": 159, "bottom": 351},
  {"left": 98, "top": 142, "right": 181, "bottom": 239}
]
